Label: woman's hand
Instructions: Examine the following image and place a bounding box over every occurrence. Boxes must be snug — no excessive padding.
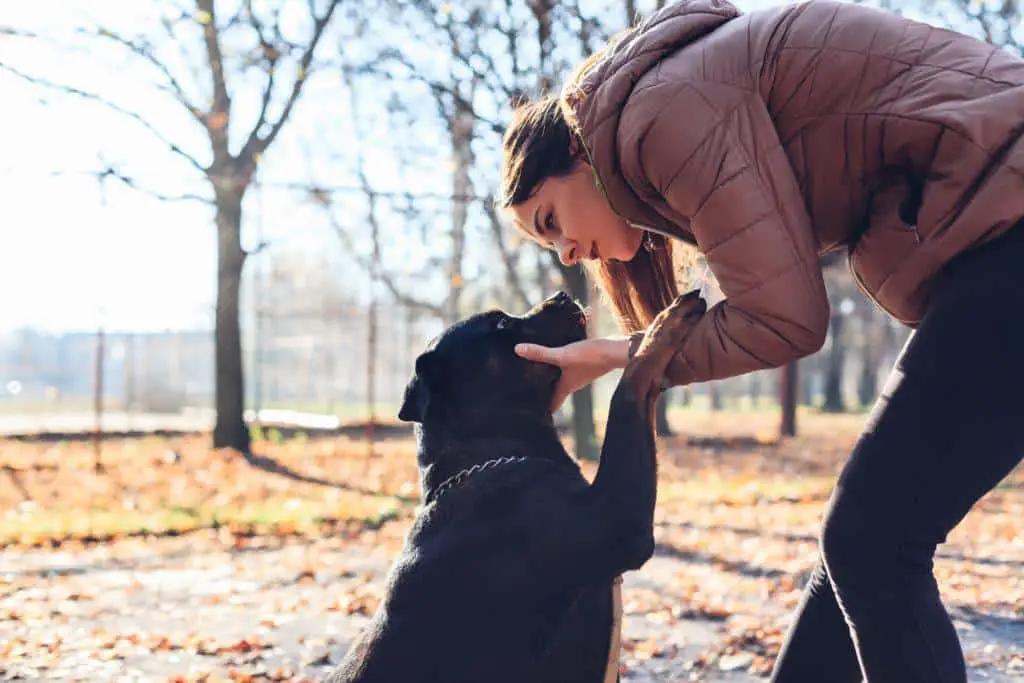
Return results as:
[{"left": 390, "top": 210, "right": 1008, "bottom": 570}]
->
[{"left": 515, "top": 337, "right": 631, "bottom": 412}]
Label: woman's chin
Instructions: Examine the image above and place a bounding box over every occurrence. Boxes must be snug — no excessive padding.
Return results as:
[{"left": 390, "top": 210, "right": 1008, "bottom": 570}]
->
[
  {"left": 600, "top": 237, "right": 642, "bottom": 264},
  {"left": 619, "top": 241, "right": 643, "bottom": 263}
]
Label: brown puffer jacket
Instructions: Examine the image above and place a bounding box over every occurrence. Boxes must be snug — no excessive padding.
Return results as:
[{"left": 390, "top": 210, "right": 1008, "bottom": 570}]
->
[{"left": 566, "top": 0, "right": 1024, "bottom": 386}]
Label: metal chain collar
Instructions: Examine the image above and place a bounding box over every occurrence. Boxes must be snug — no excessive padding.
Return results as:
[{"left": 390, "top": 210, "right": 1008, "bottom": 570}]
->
[{"left": 430, "top": 456, "right": 530, "bottom": 503}]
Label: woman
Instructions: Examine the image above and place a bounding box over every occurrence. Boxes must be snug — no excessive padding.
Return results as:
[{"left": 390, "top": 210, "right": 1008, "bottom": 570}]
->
[{"left": 500, "top": 1, "right": 1024, "bottom": 681}]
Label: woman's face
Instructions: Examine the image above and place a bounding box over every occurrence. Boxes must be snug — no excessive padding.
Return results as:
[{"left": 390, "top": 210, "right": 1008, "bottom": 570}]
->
[{"left": 509, "top": 162, "right": 643, "bottom": 266}]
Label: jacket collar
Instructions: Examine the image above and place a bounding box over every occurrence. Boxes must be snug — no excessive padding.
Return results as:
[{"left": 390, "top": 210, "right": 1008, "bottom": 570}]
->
[{"left": 563, "top": 0, "right": 740, "bottom": 232}]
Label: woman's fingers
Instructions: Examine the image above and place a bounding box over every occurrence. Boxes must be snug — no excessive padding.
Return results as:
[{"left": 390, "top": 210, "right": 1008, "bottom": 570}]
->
[{"left": 515, "top": 343, "right": 562, "bottom": 365}]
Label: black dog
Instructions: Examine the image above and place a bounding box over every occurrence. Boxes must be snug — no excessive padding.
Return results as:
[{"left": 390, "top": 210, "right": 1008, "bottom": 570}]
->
[{"left": 328, "top": 291, "right": 705, "bottom": 683}]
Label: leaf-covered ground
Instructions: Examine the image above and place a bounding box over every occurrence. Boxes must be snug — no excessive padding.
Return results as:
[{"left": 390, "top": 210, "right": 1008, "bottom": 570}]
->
[{"left": 2, "top": 411, "right": 1022, "bottom": 681}]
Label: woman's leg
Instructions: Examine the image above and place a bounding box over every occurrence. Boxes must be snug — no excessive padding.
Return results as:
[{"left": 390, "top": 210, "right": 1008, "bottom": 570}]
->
[
  {"left": 770, "top": 556, "right": 863, "bottom": 682},
  {"left": 772, "top": 232, "right": 1024, "bottom": 682}
]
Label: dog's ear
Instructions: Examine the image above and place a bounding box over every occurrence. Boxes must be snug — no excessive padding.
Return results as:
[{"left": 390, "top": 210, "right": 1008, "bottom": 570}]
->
[{"left": 398, "top": 351, "right": 445, "bottom": 423}]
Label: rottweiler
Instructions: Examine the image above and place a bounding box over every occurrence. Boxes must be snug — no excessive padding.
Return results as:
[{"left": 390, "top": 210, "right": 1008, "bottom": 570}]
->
[{"left": 328, "top": 290, "right": 705, "bottom": 683}]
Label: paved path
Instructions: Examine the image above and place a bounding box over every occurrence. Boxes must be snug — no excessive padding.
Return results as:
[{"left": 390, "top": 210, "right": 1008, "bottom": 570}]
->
[
  {"left": 2, "top": 534, "right": 1021, "bottom": 682},
  {"left": 0, "top": 410, "right": 380, "bottom": 439}
]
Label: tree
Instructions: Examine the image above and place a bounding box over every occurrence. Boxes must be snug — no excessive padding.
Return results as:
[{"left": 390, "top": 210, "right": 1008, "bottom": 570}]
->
[
  {"left": 1, "top": 1, "right": 343, "bottom": 452},
  {"left": 327, "top": 0, "right": 640, "bottom": 461},
  {"left": 779, "top": 362, "right": 799, "bottom": 437},
  {"left": 822, "top": 259, "right": 859, "bottom": 413},
  {"left": 821, "top": 306, "right": 848, "bottom": 413}
]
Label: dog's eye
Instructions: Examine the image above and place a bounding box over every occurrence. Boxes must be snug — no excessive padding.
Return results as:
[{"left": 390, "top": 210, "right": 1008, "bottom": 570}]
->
[{"left": 496, "top": 317, "right": 509, "bottom": 330}]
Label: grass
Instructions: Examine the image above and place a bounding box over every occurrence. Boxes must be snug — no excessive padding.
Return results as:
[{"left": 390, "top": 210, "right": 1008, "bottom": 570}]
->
[
  {"left": 3, "top": 409, "right": 1019, "bottom": 548},
  {"left": 0, "top": 496, "right": 406, "bottom": 545},
  {"left": 0, "top": 432, "right": 423, "bottom": 547}
]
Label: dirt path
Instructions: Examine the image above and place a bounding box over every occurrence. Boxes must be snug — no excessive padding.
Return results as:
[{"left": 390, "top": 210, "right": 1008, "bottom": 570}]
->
[{"left": 2, "top": 533, "right": 1021, "bottom": 682}]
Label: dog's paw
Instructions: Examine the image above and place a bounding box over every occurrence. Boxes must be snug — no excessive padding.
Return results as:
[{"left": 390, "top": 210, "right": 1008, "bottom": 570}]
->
[
  {"left": 634, "top": 291, "right": 706, "bottom": 359},
  {"left": 623, "top": 291, "right": 706, "bottom": 392}
]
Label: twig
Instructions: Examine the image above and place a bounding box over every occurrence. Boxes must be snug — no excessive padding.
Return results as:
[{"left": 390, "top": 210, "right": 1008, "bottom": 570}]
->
[
  {"left": 239, "top": 0, "right": 344, "bottom": 163},
  {"left": 0, "top": 62, "right": 207, "bottom": 174},
  {"left": 78, "top": 26, "right": 205, "bottom": 123}
]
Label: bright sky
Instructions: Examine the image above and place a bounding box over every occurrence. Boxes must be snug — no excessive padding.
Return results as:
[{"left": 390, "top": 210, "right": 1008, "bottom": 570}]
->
[
  {"left": 0, "top": 0, "right": 386, "bottom": 333},
  {"left": 0, "top": 0, "right": 945, "bottom": 334},
  {"left": 1, "top": 1, "right": 222, "bottom": 332}
]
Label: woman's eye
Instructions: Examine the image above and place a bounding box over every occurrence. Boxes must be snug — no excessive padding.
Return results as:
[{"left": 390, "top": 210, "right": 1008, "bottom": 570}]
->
[{"left": 543, "top": 214, "right": 558, "bottom": 247}]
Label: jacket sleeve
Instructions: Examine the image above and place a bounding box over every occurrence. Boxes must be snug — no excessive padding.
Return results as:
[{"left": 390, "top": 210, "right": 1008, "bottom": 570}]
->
[{"left": 623, "top": 81, "right": 830, "bottom": 385}]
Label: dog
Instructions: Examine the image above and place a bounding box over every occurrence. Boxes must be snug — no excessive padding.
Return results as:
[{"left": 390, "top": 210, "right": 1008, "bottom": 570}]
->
[{"left": 328, "top": 290, "right": 705, "bottom": 683}]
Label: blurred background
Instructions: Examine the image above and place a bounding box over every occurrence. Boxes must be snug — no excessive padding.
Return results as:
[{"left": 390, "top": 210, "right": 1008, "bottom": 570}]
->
[
  {"left": 3, "top": 3, "right": 1024, "bottom": 680},
  {"left": 0, "top": 0, "right": 1019, "bottom": 459}
]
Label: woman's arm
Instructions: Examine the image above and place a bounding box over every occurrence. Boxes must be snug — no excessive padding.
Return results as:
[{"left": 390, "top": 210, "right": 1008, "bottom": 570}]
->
[{"left": 621, "top": 80, "right": 830, "bottom": 385}]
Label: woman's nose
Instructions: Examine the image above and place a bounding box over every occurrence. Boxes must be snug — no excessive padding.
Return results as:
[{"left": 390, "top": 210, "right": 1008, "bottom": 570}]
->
[{"left": 557, "top": 237, "right": 579, "bottom": 267}]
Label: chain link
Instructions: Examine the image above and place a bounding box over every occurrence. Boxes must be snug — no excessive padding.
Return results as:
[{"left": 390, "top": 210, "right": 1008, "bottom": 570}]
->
[{"left": 431, "top": 456, "right": 530, "bottom": 503}]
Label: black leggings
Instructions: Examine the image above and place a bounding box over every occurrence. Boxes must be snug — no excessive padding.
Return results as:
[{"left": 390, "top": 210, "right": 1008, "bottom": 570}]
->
[{"left": 770, "top": 226, "right": 1024, "bottom": 683}]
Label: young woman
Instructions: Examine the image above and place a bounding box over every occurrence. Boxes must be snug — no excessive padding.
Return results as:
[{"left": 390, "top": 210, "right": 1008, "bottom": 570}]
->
[{"left": 499, "top": 1, "right": 1024, "bottom": 681}]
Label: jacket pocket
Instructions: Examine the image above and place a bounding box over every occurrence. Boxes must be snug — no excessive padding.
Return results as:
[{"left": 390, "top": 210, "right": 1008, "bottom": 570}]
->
[{"left": 850, "top": 180, "right": 923, "bottom": 296}]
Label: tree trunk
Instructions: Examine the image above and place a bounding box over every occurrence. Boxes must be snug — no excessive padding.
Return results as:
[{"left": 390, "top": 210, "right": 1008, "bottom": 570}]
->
[
  {"left": 709, "top": 382, "right": 723, "bottom": 411},
  {"left": 555, "top": 257, "right": 597, "bottom": 461},
  {"left": 625, "top": 0, "right": 640, "bottom": 24},
  {"left": 858, "top": 313, "right": 887, "bottom": 407},
  {"left": 801, "top": 370, "right": 816, "bottom": 407},
  {"left": 655, "top": 392, "right": 673, "bottom": 436},
  {"left": 858, "top": 359, "right": 878, "bottom": 408},
  {"left": 212, "top": 190, "right": 251, "bottom": 453},
  {"left": 780, "top": 361, "right": 799, "bottom": 437},
  {"left": 445, "top": 95, "right": 473, "bottom": 325},
  {"left": 749, "top": 373, "right": 762, "bottom": 407},
  {"left": 822, "top": 312, "right": 847, "bottom": 412}
]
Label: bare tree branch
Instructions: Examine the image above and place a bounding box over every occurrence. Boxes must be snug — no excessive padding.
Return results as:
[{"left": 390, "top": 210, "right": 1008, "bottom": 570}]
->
[
  {"left": 320, "top": 199, "right": 443, "bottom": 316},
  {"left": 80, "top": 27, "right": 205, "bottom": 124},
  {"left": 195, "top": 0, "right": 231, "bottom": 161},
  {"left": 483, "top": 196, "right": 532, "bottom": 309},
  {"left": 1, "top": 27, "right": 35, "bottom": 38},
  {"left": 103, "top": 169, "right": 212, "bottom": 204},
  {"left": 343, "top": 59, "right": 507, "bottom": 135},
  {"left": 309, "top": 51, "right": 445, "bottom": 318},
  {"left": 50, "top": 166, "right": 212, "bottom": 204},
  {"left": 271, "top": 180, "right": 484, "bottom": 202},
  {"left": 244, "top": 239, "right": 271, "bottom": 257},
  {"left": 157, "top": 9, "right": 209, "bottom": 99},
  {"left": 0, "top": 61, "right": 206, "bottom": 174},
  {"left": 239, "top": 0, "right": 343, "bottom": 164},
  {"left": 414, "top": 3, "right": 519, "bottom": 106},
  {"left": 240, "top": 0, "right": 279, "bottom": 154}
]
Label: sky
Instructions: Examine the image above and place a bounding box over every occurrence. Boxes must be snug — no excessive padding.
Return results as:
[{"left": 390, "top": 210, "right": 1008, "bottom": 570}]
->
[
  {"left": 1, "top": 1, "right": 220, "bottom": 333},
  {"left": 0, "top": 0, "right": 949, "bottom": 334},
  {"left": 0, "top": 0, "right": 403, "bottom": 333}
]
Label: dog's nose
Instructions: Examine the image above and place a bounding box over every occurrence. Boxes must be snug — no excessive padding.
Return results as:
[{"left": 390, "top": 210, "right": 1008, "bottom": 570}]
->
[{"left": 546, "top": 291, "right": 573, "bottom": 307}]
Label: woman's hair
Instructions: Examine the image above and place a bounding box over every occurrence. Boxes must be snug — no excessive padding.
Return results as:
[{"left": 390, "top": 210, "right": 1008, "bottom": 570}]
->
[{"left": 499, "top": 34, "right": 682, "bottom": 335}]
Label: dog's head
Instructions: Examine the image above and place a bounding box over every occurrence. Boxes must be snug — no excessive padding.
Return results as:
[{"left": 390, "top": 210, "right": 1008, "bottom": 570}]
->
[{"left": 398, "top": 291, "right": 587, "bottom": 426}]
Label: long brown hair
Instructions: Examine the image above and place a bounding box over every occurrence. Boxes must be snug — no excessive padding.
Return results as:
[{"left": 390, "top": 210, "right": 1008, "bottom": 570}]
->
[{"left": 500, "top": 34, "right": 683, "bottom": 335}]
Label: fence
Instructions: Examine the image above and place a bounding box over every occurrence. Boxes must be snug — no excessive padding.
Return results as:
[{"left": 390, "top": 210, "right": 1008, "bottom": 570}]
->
[
  {"left": 0, "top": 305, "right": 436, "bottom": 425},
  {"left": 0, "top": 296, "right": 912, "bottom": 439}
]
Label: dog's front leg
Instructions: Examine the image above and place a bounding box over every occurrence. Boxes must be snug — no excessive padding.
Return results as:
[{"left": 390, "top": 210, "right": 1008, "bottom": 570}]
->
[{"left": 590, "top": 292, "right": 706, "bottom": 572}]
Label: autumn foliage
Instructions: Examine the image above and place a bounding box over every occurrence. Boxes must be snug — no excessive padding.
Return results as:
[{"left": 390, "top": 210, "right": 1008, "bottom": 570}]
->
[{"left": 2, "top": 411, "right": 1021, "bottom": 680}]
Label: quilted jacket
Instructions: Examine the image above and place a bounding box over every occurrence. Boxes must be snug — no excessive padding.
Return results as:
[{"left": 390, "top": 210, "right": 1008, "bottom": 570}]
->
[{"left": 566, "top": 0, "right": 1024, "bottom": 386}]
